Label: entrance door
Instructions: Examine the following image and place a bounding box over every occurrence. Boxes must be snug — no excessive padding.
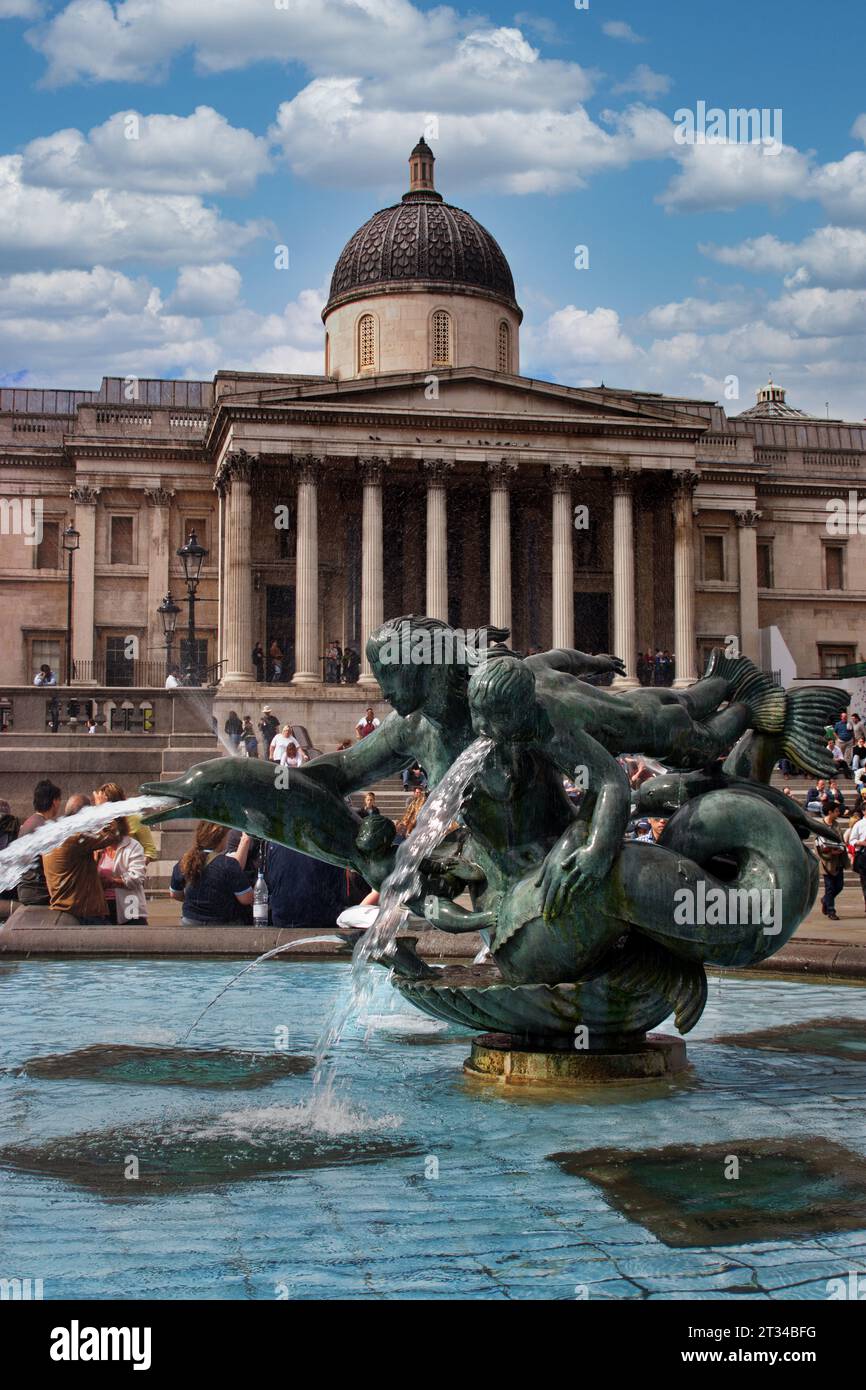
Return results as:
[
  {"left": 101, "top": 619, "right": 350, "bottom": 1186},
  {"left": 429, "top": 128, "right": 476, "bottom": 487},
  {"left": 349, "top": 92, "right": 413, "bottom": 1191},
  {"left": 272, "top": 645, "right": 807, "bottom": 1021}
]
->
[
  {"left": 574, "top": 592, "right": 610, "bottom": 655},
  {"left": 266, "top": 585, "right": 296, "bottom": 680}
]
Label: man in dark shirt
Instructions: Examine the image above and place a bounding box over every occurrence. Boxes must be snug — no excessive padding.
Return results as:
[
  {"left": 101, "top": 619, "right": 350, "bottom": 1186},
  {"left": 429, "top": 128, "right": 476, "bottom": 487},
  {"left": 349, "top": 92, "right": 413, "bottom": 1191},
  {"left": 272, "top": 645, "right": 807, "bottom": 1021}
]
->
[
  {"left": 264, "top": 842, "right": 354, "bottom": 929},
  {"left": 16, "top": 778, "right": 62, "bottom": 906}
]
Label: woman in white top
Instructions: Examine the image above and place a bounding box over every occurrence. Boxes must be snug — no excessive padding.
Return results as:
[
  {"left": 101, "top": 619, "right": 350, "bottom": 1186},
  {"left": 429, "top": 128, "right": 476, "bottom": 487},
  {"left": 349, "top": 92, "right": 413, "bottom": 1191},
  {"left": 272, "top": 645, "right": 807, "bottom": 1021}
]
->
[
  {"left": 269, "top": 723, "right": 308, "bottom": 767},
  {"left": 96, "top": 818, "right": 148, "bottom": 924}
]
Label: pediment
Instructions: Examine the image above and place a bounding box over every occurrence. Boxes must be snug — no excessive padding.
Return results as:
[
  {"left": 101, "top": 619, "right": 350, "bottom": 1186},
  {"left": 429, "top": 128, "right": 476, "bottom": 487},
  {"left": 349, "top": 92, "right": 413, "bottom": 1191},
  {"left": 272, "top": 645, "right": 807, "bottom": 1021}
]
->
[{"left": 242, "top": 368, "right": 709, "bottom": 433}]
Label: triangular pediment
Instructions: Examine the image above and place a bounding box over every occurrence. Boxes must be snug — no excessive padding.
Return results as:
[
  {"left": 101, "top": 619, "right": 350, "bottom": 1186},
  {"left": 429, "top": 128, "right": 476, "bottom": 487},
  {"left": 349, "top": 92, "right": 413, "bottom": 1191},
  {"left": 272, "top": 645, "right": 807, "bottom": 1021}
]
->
[{"left": 227, "top": 367, "right": 709, "bottom": 433}]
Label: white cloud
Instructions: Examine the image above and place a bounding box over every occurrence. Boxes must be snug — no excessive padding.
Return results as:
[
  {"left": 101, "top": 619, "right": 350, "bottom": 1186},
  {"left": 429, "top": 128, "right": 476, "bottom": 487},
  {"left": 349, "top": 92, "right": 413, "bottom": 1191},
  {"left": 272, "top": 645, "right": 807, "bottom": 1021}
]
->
[
  {"left": 602, "top": 20, "right": 645, "bottom": 43},
  {"left": 0, "top": 155, "right": 268, "bottom": 269},
  {"left": 0, "top": 0, "right": 41, "bottom": 17},
  {"left": 766, "top": 286, "right": 866, "bottom": 337},
  {"left": 0, "top": 272, "right": 326, "bottom": 386},
  {"left": 168, "top": 264, "right": 242, "bottom": 315},
  {"left": 701, "top": 227, "right": 866, "bottom": 288},
  {"left": 612, "top": 65, "right": 671, "bottom": 99},
  {"left": 271, "top": 81, "right": 673, "bottom": 193},
  {"left": 22, "top": 107, "right": 271, "bottom": 196},
  {"left": 659, "top": 141, "right": 813, "bottom": 213},
  {"left": 642, "top": 295, "right": 754, "bottom": 333},
  {"left": 526, "top": 305, "right": 640, "bottom": 371}
]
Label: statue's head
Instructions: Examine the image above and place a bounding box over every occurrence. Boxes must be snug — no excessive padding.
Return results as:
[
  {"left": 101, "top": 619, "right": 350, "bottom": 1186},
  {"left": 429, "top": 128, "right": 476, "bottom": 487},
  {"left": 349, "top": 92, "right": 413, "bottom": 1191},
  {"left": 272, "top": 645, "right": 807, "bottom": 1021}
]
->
[
  {"left": 356, "top": 811, "right": 396, "bottom": 858},
  {"left": 468, "top": 655, "right": 540, "bottom": 743},
  {"left": 367, "top": 615, "right": 471, "bottom": 717}
]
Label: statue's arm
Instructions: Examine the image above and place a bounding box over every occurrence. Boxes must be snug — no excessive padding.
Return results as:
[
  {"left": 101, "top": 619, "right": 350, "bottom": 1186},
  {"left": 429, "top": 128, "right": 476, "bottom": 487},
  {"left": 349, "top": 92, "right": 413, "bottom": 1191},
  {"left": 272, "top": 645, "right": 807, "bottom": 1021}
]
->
[
  {"left": 303, "top": 712, "right": 413, "bottom": 796},
  {"left": 528, "top": 648, "right": 626, "bottom": 679},
  {"left": 537, "top": 734, "right": 630, "bottom": 917}
]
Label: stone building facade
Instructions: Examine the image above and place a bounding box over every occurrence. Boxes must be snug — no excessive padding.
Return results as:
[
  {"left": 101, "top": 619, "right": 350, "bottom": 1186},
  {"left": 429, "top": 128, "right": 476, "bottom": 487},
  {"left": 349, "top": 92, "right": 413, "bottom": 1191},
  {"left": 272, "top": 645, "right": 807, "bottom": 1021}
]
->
[{"left": 1, "top": 142, "right": 864, "bottom": 743}]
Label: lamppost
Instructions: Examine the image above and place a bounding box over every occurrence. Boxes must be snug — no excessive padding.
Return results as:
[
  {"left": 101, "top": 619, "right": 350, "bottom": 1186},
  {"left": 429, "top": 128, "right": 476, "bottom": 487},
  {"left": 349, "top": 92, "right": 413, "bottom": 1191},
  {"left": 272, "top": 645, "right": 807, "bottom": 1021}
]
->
[
  {"left": 157, "top": 592, "right": 181, "bottom": 679},
  {"left": 62, "top": 522, "right": 80, "bottom": 685},
  {"left": 176, "top": 529, "right": 208, "bottom": 685}
]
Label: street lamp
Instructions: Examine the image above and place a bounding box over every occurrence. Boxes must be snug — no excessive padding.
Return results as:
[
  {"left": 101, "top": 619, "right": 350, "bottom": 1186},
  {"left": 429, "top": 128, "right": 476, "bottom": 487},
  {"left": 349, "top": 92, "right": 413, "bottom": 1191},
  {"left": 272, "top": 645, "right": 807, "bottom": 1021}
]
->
[
  {"left": 176, "top": 529, "right": 208, "bottom": 685},
  {"left": 62, "top": 522, "right": 80, "bottom": 685},
  {"left": 157, "top": 592, "right": 181, "bottom": 679}
]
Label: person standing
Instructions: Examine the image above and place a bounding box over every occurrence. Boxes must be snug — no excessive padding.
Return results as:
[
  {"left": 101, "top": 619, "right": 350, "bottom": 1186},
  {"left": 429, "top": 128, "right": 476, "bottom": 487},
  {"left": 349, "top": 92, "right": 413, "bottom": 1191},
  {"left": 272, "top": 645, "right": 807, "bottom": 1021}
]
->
[
  {"left": 251, "top": 642, "right": 265, "bottom": 683},
  {"left": 817, "top": 806, "right": 847, "bottom": 921},
  {"left": 847, "top": 810, "right": 866, "bottom": 911},
  {"left": 16, "top": 779, "right": 62, "bottom": 906},
  {"left": 835, "top": 711, "right": 855, "bottom": 766},
  {"left": 259, "top": 707, "right": 279, "bottom": 749},
  {"left": 224, "top": 710, "right": 243, "bottom": 751},
  {"left": 269, "top": 723, "right": 297, "bottom": 763},
  {"left": 241, "top": 716, "right": 259, "bottom": 758},
  {"left": 0, "top": 799, "right": 19, "bottom": 851},
  {"left": 269, "top": 638, "right": 284, "bottom": 682}
]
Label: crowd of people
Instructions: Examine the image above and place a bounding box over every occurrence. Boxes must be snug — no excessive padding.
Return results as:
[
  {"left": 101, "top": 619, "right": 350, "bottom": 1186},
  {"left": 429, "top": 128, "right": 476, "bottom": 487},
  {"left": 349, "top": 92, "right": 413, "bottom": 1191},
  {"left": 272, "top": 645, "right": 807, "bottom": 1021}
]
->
[
  {"left": 246, "top": 639, "right": 362, "bottom": 684},
  {"left": 636, "top": 650, "right": 676, "bottom": 686}
]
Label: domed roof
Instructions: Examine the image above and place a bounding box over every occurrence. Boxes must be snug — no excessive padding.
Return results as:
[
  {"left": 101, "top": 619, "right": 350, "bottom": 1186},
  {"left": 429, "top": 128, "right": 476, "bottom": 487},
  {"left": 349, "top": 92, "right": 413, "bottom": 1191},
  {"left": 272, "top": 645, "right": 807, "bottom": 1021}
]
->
[{"left": 324, "top": 140, "right": 519, "bottom": 316}]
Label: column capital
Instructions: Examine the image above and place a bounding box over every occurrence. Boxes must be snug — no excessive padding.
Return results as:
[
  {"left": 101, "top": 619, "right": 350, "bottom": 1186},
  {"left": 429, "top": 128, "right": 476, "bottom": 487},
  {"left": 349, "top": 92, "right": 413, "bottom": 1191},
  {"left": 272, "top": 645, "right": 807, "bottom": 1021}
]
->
[
  {"left": 359, "top": 455, "right": 386, "bottom": 486},
  {"left": 672, "top": 469, "right": 700, "bottom": 496},
  {"left": 69, "top": 485, "right": 101, "bottom": 507},
  {"left": 423, "top": 457, "right": 454, "bottom": 486},
  {"left": 215, "top": 448, "right": 256, "bottom": 494},
  {"left": 735, "top": 508, "right": 762, "bottom": 529},
  {"left": 295, "top": 453, "right": 323, "bottom": 485},
  {"left": 143, "top": 487, "right": 175, "bottom": 507},
  {"left": 487, "top": 458, "right": 518, "bottom": 489},
  {"left": 610, "top": 466, "right": 635, "bottom": 497},
  {"left": 548, "top": 462, "right": 579, "bottom": 493}
]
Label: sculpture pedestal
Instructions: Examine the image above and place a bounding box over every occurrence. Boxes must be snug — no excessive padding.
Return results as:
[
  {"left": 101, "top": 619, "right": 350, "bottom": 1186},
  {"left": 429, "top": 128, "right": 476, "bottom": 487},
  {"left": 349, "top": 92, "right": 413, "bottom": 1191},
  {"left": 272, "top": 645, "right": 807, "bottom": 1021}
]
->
[{"left": 463, "top": 1031, "right": 687, "bottom": 1086}]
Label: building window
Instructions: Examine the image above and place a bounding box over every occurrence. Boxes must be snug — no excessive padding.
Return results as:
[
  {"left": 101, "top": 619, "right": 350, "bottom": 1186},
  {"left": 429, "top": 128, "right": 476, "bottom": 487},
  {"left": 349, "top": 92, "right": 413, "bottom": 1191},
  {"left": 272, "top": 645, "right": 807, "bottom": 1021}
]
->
[
  {"left": 819, "top": 645, "right": 855, "bottom": 679},
  {"left": 825, "top": 544, "right": 844, "bottom": 590},
  {"left": 325, "top": 332, "right": 330, "bottom": 377},
  {"left": 431, "top": 310, "right": 452, "bottom": 366},
  {"left": 574, "top": 514, "right": 599, "bottom": 570},
  {"left": 183, "top": 517, "right": 207, "bottom": 553},
  {"left": 34, "top": 520, "right": 60, "bottom": 570},
  {"left": 106, "top": 635, "right": 135, "bottom": 686},
  {"left": 702, "top": 534, "right": 725, "bottom": 582},
  {"left": 110, "top": 515, "right": 134, "bottom": 565},
  {"left": 698, "top": 638, "right": 726, "bottom": 671},
  {"left": 498, "top": 321, "right": 510, "bottom": 373},
  {"left": 32, "top": 638, "right": 61, "bottom": 677},
  {"left": 180, "top": 637, "right": 208, "bottom": 675},
  {"left": 358, "top": 314, "right": 376, "bottom": 370},
  {"left": 757, "top": 541, "right": 773, "bottom": 589}
]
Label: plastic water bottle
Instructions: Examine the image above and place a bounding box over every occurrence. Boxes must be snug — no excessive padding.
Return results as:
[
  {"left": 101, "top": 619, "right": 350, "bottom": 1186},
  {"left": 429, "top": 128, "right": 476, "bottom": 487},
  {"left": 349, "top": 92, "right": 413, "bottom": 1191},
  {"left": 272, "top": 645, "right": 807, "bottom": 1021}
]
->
[{"left": 253, "top": 869, "right": 269, "bottom": 925}]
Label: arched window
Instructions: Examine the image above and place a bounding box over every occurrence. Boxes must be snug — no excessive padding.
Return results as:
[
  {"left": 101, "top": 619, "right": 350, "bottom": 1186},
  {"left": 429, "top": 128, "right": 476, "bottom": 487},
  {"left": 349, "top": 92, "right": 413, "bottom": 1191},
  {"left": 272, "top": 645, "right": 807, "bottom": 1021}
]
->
[
  {"left": 498, "top": 320, "right": 510, "bottom": 374},
  {"left": 431, "top": 309, "right": 452, "bottom": 366},
  {"left": 358, "top": 314, "right": 376, "bottom": 371}
]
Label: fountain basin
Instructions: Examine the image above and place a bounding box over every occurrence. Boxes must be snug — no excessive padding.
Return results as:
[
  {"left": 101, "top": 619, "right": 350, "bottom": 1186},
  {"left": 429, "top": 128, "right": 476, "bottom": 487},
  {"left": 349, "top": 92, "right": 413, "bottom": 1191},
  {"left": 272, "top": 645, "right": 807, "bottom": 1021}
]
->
[{"left": 464, "top": 1031, "right": 687, "bottom": 1085}]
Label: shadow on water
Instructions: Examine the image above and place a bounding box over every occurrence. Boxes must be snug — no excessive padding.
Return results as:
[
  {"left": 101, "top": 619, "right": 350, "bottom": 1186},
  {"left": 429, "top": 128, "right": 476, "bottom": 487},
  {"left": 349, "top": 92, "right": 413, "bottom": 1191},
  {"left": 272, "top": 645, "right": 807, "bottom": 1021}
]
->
[
  {"left": 15, "top": 1044, "right": 315, "bottom": 1090},
  {"left": 0, "top": 1111, "right": 422, "bottom": 1197},
  {"left": 547, "top": 1136, "right": 866, "bottom": 1247}
]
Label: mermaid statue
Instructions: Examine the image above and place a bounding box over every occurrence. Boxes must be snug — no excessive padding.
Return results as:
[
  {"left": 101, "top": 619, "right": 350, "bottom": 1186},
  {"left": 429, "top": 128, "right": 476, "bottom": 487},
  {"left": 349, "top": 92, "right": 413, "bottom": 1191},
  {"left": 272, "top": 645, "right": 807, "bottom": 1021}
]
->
[{"left": 144, "top": 617, "right": 843, "bottom": 1050}]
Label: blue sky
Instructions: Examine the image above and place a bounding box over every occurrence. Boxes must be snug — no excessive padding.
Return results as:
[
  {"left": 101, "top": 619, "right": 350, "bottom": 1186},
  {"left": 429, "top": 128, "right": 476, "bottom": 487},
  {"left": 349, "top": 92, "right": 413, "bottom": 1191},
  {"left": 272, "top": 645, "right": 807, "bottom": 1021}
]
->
[{"left": 2, "top": 0, "right": 866, "bottom": 418}]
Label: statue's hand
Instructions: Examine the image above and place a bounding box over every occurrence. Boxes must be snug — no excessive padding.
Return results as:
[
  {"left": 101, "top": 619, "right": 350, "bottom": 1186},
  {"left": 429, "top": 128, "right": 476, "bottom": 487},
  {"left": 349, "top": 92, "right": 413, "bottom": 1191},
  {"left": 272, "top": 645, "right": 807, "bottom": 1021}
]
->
[
  {"left": 536, "top": 843, "right": 606, "bottom": 919},
  {"left": 592, "top": 653, "right": 626, "bottom": 677}
]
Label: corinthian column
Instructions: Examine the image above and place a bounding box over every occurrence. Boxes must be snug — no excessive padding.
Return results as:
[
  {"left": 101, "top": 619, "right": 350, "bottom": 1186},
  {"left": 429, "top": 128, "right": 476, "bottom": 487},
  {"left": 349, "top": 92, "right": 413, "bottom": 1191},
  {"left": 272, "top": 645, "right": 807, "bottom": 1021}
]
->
[
  {"left": 69, "top": 484, "right": 100, "bottom": 682},
  {"left": 424, "top": 458, "right": 452, "bottom": 621},
  {"left": 736, "top": 508, "right": 761, "bottom": 663},
  {"left": 220, "top": 451, "right": 255, "bottom": 684},
  {"left": 549, "top": 464, "right": 577, "bottom": 650},
  {"left": 292, "top": 456, "right": 321, "bottom": 684},
  {"left": 672, "top": 471, "right": 699, "bottom": 688},
  {"left": 144, "top": 487, "right": 174, "bottom": 669},
  {"left": 487, "top": 459, "right": 516, "bottom": 633},
  {"left": 359, "top": 457, "right": 385, "bottom": 685},
  {"left": 611, "top": 467, "right": 639, "bottom": 689}
]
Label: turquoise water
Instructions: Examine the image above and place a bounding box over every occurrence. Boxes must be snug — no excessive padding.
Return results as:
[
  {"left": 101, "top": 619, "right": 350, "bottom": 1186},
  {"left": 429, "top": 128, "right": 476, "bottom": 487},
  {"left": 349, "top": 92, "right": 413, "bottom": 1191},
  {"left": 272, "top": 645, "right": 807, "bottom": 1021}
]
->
[{"left": 1, "top": 959, "right": 866, "bottom": 1300}]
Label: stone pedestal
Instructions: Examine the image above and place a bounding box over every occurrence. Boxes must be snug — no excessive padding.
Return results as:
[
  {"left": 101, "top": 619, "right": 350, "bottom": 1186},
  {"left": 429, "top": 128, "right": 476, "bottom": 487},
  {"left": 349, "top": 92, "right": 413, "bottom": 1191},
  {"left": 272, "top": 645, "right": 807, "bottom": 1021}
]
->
[{"left": 463, "top": 1031, "right": 687, "bottom": 1085}]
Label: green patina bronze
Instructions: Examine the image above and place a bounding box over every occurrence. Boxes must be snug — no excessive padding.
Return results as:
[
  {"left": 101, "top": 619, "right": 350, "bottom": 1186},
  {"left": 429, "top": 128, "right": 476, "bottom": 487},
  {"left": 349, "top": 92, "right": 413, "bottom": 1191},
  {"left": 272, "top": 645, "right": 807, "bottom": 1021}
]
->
[{"left": 143, "top": 617, "right": 844, "bottom": 1049}]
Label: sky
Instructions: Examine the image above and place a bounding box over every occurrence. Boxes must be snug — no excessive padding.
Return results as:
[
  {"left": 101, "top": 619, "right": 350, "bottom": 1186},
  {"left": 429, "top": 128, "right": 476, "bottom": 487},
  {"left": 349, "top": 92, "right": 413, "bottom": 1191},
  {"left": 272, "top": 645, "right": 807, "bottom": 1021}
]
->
[{"left": 2, "top": 0, "right": 866, "bottom": 419}]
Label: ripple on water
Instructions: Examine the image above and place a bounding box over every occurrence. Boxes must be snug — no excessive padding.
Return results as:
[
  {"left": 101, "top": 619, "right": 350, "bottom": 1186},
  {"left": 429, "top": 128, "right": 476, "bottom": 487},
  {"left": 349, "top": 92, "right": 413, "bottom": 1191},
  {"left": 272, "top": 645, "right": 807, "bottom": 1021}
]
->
[{"left": 0, "top": 1096, "right": 419, "bottom": 1196}]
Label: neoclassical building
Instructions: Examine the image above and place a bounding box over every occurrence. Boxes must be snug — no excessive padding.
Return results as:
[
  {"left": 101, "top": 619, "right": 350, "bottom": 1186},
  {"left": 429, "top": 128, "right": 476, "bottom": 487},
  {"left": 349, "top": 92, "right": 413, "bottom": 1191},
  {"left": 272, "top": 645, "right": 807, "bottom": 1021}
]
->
[{"left": 1, "top": 140, "right": 864, "bottom": 741}]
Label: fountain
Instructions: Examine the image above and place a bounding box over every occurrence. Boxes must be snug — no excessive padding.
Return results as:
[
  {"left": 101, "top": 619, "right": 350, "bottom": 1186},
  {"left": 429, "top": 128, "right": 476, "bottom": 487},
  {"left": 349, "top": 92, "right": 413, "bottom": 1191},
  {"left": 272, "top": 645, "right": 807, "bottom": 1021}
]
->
[{"left": 142, "top": 618, "right": 843, "bottom": 1086}]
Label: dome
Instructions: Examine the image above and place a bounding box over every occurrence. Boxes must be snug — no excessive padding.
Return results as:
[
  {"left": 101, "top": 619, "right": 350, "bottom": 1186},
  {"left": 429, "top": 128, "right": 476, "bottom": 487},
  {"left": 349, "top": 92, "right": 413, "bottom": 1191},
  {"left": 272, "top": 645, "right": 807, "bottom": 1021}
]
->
[
  {"left": 735, "top": 377, "right": 814, "bottom": 420},
  {"left": 324, "top": 139, "right": 520, "bottom": 317}
]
